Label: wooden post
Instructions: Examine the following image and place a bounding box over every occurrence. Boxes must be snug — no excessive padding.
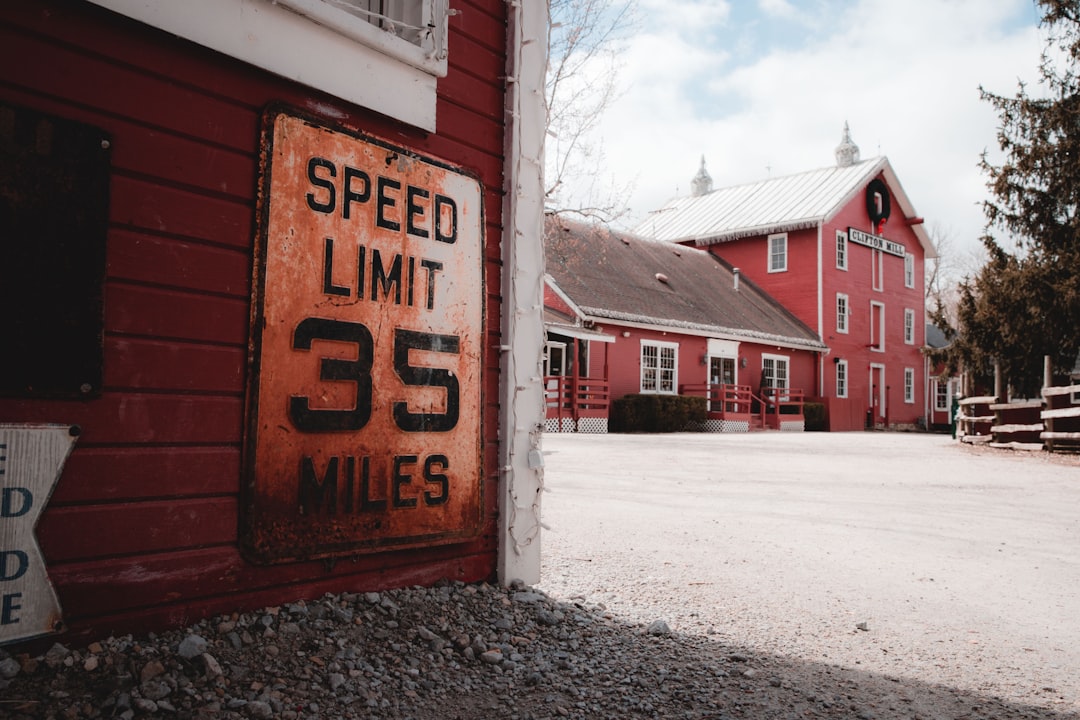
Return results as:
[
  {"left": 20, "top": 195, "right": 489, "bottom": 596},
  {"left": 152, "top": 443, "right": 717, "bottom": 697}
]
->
[
  {"left": 993, "top": 360, "right": 1003, "bottom": 402},
  {"left": 1044, "top": 355, "right": 1054, "bottom": 453},
  {"left": 571, "top": 337, "right": 580, "bottom": 427}
]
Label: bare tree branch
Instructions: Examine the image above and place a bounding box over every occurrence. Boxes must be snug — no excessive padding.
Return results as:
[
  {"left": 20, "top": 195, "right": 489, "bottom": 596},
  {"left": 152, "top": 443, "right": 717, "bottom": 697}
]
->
[{"left": 546, "top": 0, "right": 637, "bottom": 222}]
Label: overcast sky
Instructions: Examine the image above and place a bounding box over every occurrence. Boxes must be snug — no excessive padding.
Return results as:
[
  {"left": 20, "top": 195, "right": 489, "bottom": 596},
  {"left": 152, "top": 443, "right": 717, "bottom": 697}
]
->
[{"left": 566, "top": 0, "right": 1048, "bottom": 269}]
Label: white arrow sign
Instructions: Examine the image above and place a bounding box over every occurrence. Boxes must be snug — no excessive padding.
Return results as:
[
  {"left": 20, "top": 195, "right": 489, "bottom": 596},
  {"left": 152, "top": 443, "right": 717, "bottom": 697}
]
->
[{"left": 0, "top": 424, "right": 77, "bottom": 645}]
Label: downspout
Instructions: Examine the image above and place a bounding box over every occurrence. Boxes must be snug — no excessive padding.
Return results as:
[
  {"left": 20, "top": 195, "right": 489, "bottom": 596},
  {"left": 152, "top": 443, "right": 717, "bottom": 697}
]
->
[
  {"left": 816, "top": 221, "right": 824, "bottom": 397},
  {"left": 498, "top": 0, "right": 547, "bottom": 585}
]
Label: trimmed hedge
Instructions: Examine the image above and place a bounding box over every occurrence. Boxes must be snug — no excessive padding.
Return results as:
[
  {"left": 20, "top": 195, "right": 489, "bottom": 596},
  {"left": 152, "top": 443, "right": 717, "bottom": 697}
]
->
[
  {"left": 804, "top": 402, "right": 826, "bottom": 431},
  {"left": 610, "top": 394, "right": 707, "bottom": 433}
]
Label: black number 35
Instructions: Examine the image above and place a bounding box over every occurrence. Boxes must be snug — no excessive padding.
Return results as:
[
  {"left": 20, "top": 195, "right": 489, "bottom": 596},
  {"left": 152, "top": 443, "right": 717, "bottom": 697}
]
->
[{"left": 288, "top": 318, "right": 460, "bottom": 433}]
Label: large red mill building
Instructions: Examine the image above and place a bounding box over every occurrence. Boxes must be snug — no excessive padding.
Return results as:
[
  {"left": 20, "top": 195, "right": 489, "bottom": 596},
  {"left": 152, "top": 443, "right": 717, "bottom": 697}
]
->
[
  {"left": 540, "top": 128, "right": 935, "bottom": 434},
  {"left": 639, "top": 126, "right": 935, "bottom": 431},
  {"left": 0, "top": 0, "right": 547, "bottom": 646}
]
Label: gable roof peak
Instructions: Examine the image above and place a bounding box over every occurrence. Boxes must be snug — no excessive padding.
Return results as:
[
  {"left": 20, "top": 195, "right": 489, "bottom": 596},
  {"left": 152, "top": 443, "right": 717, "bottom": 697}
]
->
[
  {"left": 690, "top": 155, "right": 713, "bottom": 196},
  {"left": 835, "top": 121, "right": 860, "bottom": 168}
]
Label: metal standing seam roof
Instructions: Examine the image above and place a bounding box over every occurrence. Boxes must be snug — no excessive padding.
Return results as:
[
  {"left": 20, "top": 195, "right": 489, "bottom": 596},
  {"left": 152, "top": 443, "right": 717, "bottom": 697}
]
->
[
  {"left": 636, "top": 157, "right": 895, "bottom": 245},
  {"left": 544, "top": 215, "right": 826, "bottom": 352}
]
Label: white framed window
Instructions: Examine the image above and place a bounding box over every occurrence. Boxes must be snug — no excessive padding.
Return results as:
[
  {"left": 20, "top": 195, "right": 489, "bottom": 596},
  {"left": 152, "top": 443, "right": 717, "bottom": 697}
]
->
[
  {"left": 872, "top": 248, "right": 883, "bottom": 291},
  {"left": 934, "top": 379, "right": 950, "bottom": 412},
  {"left": 762, "top": 354, "right": 790, "bottom": 393},
  {"left": 278, "top": 0, "right": 448, "bottom": 74},
  {"left": 904, "top": 367, "right": 915, "bottom": 404},
  {"left": 904, "top": 308, "right": 915, "bottom": 345},
  {"left": 768, "top": 233, "right": 788, "bottom": 273},
  {"left": 904, "top": 253, "right": 915, "bottom": 288},
  {"left": 87, "top": 0, "right": 449, "bottom": 131},
  {"left": 836, "top": 293, "right": 849, "bottom": 334},
  {"left": 836, "top": 230, "right": 848, "bottom": 270},
  {"left": 870, "top": 300, "right": 885, "bottom": 352},
  {"left": 836, "top": 359, "right": 848, "bottom": 398},
  {"left": 641, "top": 340, "right": 678, "bottom": 394}
]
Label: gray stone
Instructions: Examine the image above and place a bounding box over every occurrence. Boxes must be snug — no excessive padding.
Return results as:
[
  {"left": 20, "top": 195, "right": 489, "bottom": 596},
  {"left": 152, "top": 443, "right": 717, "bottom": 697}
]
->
[
  {"left": 133, "top": 698, "right": 158, "bottom": 712},
  {"left": 480, "top": 650, "right": 503, "bottom": 665},
  {"left": 177, "top": 634, "right": 208, "bottom": 659},
  {"left": 646, "top": 620, "right": 671, "bottom": 636},
  {"left": 536, "top": 610, "right": 559, "bottom": 626},
  {"left": 140, "top": 679, "right": 172, "bottom": 701},
  {"left": 202, "top": 653, "right": 223, "bottom": 677},
  {"left": 43, "top": 643, "right": 70, "bottom": 668},
  {"left": 0, "top": 657, "right": 20, "bottom": 680},
  {"left": 248, "top": 700, "right": 274, "bottom": 719}
]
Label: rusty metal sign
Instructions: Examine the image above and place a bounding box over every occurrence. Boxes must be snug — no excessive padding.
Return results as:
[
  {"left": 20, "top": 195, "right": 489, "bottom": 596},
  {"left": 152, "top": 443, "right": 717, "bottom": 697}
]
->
[
  {"left": 0, "top": 424, "right": 77, "bottom": 645},
  {"left": 242, "top": 108, "right": 484, "bottom": 563}
]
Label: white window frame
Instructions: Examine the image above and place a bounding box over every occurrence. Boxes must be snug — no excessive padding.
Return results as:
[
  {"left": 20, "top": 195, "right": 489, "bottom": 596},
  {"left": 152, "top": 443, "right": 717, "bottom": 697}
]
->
[
  {"left": 904, "top": 253, "right": 915, "bottom": 288},
  {"left": 836, "top": 293, "right": 849, "bottom": 334},
  {"left": 836, "top": 359, "right": 848, "bottom": 398},
  {"left": 934, "top": 378, "right": 950, "bottom": 412},
  {"left": 870, "top": 300, "right": 885, "bottom": 352},
  {"left": 904, "top": 367, "right": 915, "bottom": 404},
  {"left": 640, "top": 340, "right": 679, "bottom": 395},
  {"left": 278, "top": 1, "right": 448, "bottom": 72},
  {"left": 768, "top": 233, "right": 788, "bottom": 273},
  {"left": 86, "top": 0, "right": 449, "bottom": 132},
  {"left": 872, "top": 248, "right": 884, "bottom": 291},
  {"left": 904, "top": 308, "right": 915, "bottom": 345},
  {"left": 836, "top": 230, "right": 848, "bottom": 270},
  {"left": 761, "top": 353, "right": 790, "bottom": 398}
]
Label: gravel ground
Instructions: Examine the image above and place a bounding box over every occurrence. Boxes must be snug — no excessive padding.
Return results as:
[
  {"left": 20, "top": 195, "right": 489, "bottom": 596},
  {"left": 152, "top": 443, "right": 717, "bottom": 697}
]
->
[
  {"left": 2, "top": 433, "right": 1077, "bottom": 720},
  {"left": 1, "top": 581, "right": 1071, "bottom": 720}
]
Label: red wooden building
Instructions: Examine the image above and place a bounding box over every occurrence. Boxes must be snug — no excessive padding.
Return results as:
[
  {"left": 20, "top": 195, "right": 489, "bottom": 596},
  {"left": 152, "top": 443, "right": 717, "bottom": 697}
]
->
[
  {"left": 640, "top": 126, "right": 936, "bottom": 431},
  {"left": 925, "top": 323, "right": 959, "bottom": 431},
  {"left": 0, "top": 0, "right": 547, "bottom": 645},
  {"left": 544, "top": 216, "right": 826, "bottom": 432}
]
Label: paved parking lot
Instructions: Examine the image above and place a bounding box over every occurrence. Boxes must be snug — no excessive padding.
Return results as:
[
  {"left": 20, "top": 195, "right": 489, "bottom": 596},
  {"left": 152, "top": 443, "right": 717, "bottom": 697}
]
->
[{"left": 537, "top": 431, "right": 1080, "bottom": 713}]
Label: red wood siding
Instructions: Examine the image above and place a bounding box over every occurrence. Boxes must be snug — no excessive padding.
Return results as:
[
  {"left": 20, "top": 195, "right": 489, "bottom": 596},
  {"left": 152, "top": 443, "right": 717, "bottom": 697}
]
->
[
  {"left": 707, "top": 228, "right": 820, "bottom": 335},
  {"left": 0, "top": 0, "right": 507, "bottom": 642},
  {"left": 703, "top": 174, "right": 929, "bottom": 428},
  {"left": 601, "top": 327, "right": 817, "bottom": 402},
  {"left": 822, "top": 177, "right": 927, "bottom": 427},
  {"left": 544, "top": 284, "right": 576, "bottom": 317}
]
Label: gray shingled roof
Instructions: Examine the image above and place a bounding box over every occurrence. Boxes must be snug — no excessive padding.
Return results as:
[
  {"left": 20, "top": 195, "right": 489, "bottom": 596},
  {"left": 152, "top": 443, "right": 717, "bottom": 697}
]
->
[
  {"left": 925, "top": 323, "right": 950, "bottom": 349},
  {"left": 635, "top": 157, "right": 936, "bottom": 259},
  {"left": 545, "top": 216, "right": 826, "bottom": 352}
]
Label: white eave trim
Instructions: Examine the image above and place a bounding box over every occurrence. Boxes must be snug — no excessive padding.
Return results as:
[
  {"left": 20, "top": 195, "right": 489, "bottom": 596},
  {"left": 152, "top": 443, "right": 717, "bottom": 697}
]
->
[
  {"left": 545, "top": 323, "right": 616, "bottom": 343},
  {"left": 692, "top": 218, "right": 823, "bottom": 247},
  {"left": 580, "top": 312, "right": 827, "bottom": 353},
  {"left": 86, "top": 0, "right": 438, "bottom": 132},
  {"left": 544, "top": 275, "right": 589, "bottom": 321}
]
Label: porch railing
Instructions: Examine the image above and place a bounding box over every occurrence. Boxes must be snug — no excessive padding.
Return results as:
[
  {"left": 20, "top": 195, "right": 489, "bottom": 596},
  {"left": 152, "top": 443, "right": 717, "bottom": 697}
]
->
[
  {"left": 679, "top": 384, "right": 805, "bottom": 430},
  {"left": 544, "top": 376, "right": 611, "bottom": 424}
]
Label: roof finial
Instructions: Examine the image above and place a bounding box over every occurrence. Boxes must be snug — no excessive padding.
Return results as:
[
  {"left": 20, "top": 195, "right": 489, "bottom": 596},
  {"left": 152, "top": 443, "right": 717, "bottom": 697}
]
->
[
  {"left": 835, "top": 122, "right": 860, "bottom": 167},
  {"left": 691, "top": 155, "right": 713, "bottom": 196}
]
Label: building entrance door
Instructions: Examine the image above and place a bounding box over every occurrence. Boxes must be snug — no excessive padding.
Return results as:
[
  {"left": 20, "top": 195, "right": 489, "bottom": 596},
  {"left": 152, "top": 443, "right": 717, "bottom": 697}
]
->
[
  {"left": 708, "top": 356, "right": 736, "bottom": 411},
  {"left": 869, "top": 363, "right": 886, "bottom": 427}
]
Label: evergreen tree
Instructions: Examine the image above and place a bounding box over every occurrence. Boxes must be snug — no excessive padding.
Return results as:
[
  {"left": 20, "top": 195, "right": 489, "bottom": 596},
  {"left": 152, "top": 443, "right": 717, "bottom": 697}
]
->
[{"left": 933, "top": 0, "right": 1080, "bottom": 397}]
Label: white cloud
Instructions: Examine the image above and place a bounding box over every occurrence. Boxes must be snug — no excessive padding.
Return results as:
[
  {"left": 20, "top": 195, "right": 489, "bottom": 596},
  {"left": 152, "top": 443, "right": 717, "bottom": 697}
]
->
[
  {"left": 758, "top": 0, "right": 798, "bottom": 19},
  {"left": 563, "top": 0, "right": 1046, "bottom": 260}
]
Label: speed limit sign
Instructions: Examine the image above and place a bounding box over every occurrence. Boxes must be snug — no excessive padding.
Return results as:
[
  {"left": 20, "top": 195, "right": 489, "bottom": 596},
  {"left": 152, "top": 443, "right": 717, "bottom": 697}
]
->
[{"left": 241, "top": 108, "right": 485, "bottom": 563}]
